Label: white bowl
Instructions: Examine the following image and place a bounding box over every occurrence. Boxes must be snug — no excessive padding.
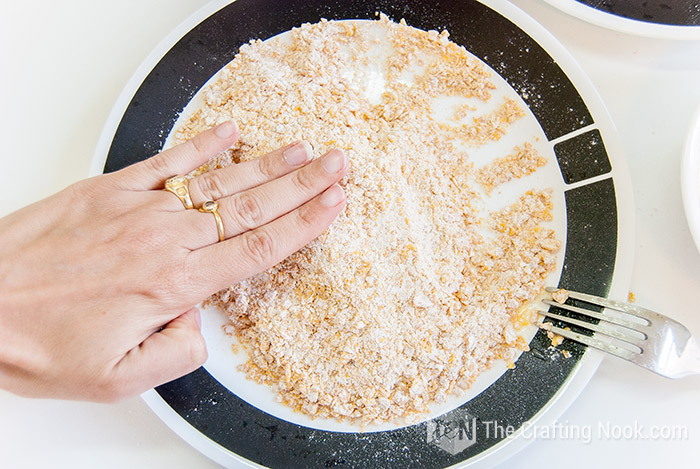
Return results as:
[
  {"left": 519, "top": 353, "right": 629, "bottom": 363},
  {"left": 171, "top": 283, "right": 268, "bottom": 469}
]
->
[
  {"left": 541, "top": 0, "right": 700, "bottom": 40},
  {"left": 682, "top": 102, "right": 700, "bottom": 254}
]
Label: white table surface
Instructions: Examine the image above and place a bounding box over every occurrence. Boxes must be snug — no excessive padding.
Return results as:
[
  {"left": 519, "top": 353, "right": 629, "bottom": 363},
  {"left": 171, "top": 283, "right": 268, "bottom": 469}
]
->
[{"left": 1, "top": 1, "right": 699, "bottom": 468}]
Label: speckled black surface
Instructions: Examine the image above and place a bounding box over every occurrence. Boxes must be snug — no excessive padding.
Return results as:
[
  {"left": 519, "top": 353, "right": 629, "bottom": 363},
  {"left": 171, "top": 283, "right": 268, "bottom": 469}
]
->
[
  {"left": 102, "top": 1, "right": 621, "bottom": 467},
  {"left": 576, "top": 0, "right": 700, "bottom": 26},
  {"left": 554, "top": 129, "right": 612, "bottom": 184}
]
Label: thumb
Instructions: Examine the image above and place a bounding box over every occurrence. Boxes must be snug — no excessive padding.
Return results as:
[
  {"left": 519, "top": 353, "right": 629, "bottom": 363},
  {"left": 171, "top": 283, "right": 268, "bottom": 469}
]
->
[{"left": 112, "top": 308, "right": 208, "bottom": 397}]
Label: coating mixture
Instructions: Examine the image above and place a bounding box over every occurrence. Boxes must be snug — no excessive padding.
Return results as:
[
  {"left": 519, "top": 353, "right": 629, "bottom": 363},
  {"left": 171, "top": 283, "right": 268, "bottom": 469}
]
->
[{"left": 172, "top": 15, "right": 560, "bottom": 424}]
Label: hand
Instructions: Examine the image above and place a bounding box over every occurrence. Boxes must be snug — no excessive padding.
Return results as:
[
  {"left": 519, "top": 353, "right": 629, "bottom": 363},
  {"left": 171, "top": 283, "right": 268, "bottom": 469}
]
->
[{"left": 0, "top": 121, "right": 348, "bottom": 401}]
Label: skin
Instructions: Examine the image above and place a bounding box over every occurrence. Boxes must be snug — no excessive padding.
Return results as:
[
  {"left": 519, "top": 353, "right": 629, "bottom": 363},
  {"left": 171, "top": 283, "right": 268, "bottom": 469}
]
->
[{"left": 0, "top": 120, "right": 348, "bottom": 402}]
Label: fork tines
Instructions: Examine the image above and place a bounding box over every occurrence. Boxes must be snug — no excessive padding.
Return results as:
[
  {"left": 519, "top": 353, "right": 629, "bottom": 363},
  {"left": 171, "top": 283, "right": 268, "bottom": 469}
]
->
[{"left": 537, "top": 287, "right": 655, "bottom": 361}]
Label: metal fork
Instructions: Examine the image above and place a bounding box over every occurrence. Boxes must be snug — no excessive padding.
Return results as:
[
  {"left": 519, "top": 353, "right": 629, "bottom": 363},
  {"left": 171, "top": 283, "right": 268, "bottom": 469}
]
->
[{"left": 537, "top": 287, "right": 700, "bottom": 378}]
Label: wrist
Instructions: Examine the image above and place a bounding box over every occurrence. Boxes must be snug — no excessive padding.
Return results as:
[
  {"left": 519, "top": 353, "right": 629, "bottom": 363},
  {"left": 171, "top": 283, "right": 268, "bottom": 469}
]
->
[{"left": 0, "top": 293, "right": 51, "bottom": 397}]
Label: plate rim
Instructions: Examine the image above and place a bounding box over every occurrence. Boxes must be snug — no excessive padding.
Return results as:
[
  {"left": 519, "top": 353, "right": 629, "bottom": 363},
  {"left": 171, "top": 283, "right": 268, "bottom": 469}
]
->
[{"left": 91, "top": 0, "right": 636, "bottom": 467}]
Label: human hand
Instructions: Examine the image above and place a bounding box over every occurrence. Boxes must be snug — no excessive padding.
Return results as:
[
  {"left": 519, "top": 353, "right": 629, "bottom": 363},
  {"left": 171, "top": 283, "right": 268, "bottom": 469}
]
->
[{"left": 0, "top": 121, "right": 348, "bottom": 401}]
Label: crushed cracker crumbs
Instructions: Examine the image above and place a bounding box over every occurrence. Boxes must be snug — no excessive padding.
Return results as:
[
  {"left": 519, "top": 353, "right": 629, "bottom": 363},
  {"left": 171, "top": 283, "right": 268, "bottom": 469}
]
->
[
  {"left": 175, "top": 15, "right": 560, "bottom": 425},
  {"left": 551, "top": 288, "right": 570, "bottom": 304},
  {"left": 547, "top": 330, "right": 565, "bottom": 348},
  {"left": 477, "top": 142, "right": 548, "bottom": 194}
]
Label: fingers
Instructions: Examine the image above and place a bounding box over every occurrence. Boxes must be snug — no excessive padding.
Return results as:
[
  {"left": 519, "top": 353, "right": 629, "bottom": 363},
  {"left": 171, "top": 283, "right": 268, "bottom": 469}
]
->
[
  {"left": 186, "top": 183, "right": 346, "bottom": 295},
  {"left": 114, "top": 121, "right": 241, "bottom": 191},
  {"left": 189, "top": 149, "right": 348, "bottom": 244},
  {"left": 187, "top": 140, "right": 314, "bottom": 205},
  {"left": 107, "top": 308, "right": 207, "bottom": 399}
]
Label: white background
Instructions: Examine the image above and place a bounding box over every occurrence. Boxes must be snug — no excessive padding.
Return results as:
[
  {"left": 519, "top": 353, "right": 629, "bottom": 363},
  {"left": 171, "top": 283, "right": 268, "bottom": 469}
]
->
[{"left": 1, "top": 0, "right": 699, "bottom": 467}]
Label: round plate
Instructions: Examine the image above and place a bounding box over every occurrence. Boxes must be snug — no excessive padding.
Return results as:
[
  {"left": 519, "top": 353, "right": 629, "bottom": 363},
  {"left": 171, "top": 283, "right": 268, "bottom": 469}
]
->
[
  {"left": 541, "top": 0, "right": 700, "bottom": 40},
  {"left": 92, "top": 0, "right": 635, "bottom": 467},
  {"left": 682, "top": 102, "right": 700, "bottom": 254}
]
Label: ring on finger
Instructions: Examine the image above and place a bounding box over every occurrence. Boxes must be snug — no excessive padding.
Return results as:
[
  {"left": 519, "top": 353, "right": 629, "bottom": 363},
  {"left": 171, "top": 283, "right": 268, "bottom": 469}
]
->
[
  {"left": 164, "top": 175, "right": 194, "bottom": 209},
  {"left": 199, "top": 200, "right": 225, "bottom": 242}
]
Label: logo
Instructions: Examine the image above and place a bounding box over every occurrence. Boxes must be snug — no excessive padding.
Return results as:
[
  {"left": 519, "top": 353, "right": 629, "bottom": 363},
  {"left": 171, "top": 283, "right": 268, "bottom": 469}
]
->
[{"left": 426, "top": 408, "right": 477, "bottom": 455}]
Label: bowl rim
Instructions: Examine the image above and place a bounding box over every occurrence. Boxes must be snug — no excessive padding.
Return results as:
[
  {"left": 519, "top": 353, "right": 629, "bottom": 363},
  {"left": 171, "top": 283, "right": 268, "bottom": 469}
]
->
[{"left": 681, "top": 102, "right": 700, "bottom": 254}]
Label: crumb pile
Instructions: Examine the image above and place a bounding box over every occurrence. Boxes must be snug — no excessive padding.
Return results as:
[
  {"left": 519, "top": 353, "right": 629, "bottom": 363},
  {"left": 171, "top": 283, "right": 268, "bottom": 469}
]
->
[{"left": 173, "top": 15, "right": 560, "bottom": 424}]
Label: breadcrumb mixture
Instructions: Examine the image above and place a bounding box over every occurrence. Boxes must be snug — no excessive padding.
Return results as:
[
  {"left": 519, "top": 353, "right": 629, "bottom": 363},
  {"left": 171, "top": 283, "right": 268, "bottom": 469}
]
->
[
  {"left": 551, "top": 288, "right": 570, "bottom": 304},
  {"left": 173, "top": 16, "right": 560, "bottom": 424},
  {"left": 543, "top": 289, "right": 568, "bottom": 347},
  {"left": 477, "top": 142, "right": 548, "bottom": 194}
]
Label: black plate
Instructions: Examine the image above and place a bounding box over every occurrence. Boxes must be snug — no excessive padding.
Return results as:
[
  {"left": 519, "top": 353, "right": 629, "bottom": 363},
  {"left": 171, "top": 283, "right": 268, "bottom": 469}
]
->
[{"left": 103, "top": 0, "right": 624, "bottom": 467}]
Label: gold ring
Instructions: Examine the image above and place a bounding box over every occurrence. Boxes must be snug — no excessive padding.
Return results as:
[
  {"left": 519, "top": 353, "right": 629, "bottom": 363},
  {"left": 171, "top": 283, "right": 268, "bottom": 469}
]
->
[
  {"left": 199, "top": 200, "right": 225, "bottom": 242},
  {"left": 164, "top": 175, "right": 194, "bottom": 209}
]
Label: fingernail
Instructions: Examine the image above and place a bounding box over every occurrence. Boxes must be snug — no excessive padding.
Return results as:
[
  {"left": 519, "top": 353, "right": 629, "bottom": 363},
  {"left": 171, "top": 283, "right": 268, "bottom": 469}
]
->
[
  {"left": 283, "top": 141, "right": 312, "bottom": 165},
  {"left": 321, "top": 149, "right": 346, "bottom": 174},
  {"left": 214, "top": 120, "right": 238, "bottom": 139},
  {"left": 319, "top": 184, "right": 346, "bottom": 207}
]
